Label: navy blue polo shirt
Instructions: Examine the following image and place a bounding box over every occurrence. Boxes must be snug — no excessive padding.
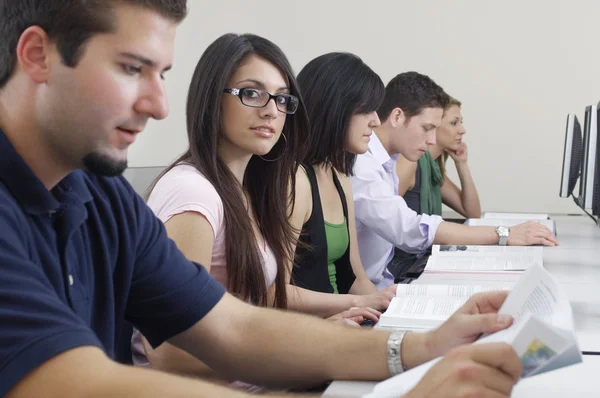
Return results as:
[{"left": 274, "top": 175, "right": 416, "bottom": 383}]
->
[{"left": 0, "top": 129, "right": 226, "bottom": 395}]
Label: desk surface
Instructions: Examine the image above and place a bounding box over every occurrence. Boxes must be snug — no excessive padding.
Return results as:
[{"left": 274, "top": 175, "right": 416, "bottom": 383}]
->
[
  {"left": 326, "top": 215, "right": 600, "bottom": 397},
  {"left": 324, "top": 355, "right": 600, "bottom": 397}
]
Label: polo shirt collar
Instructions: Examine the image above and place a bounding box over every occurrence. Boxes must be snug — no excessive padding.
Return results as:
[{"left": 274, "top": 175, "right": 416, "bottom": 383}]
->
[{"left": 0, "top": 128, "right": 93, "bottom": 215}]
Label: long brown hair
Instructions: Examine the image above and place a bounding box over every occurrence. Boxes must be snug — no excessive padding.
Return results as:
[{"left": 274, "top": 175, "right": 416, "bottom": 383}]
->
[
  {"left": 148, "top": 34, "right": 309, "bottom": 308},
  {"left": 438, "top": 96, "right": 462, "bottom": 182}
]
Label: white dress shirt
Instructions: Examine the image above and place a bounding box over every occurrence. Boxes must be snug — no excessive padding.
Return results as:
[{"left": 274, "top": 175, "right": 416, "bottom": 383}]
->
[{"left": 351, "top": 133, "right": 444, "bottom": 289}]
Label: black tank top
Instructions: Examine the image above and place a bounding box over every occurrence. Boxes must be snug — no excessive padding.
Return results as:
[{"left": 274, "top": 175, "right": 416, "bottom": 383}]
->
[{"left": 292, "top": 165, "right": 355, "bottom": 294}]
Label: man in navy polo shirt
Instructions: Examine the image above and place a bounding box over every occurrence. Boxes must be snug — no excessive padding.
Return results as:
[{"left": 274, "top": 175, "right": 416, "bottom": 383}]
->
[{"left": 0, "top": 1, "right": 523, "bottom": 397}]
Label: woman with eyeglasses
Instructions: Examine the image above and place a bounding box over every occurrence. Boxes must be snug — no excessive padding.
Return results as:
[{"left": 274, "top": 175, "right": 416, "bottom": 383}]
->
[
  {"left": 130, "top": 34, "right": 383, "bottom": 386},
  {"left": 290, "top": 53, "right": 397, "bottom": 309}
]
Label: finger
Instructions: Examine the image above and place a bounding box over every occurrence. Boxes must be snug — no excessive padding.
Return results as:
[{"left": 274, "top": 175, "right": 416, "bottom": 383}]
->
[
  {"left": 475, "top": 364, "right": 518, "bottom": 396},
  {"left": 356, "top": 311, "right": 379, "bottom": 322},
  {"left": 457, "top": 387, "right": 507, "bottom": 398},
  {"left": 468, "top": 343, "right": 523, "bottom": 382},
  {"left": 464, "top": 291, "right": 509, "bottom": 314},
  {"left": 545, "top": 233, "right": 559, "bottom": 245},
  {"left": 341, "top": 319, "right": 360, "bottom": 328},
  {"left": 454, "top": 364, "right": 516, "bottom": 397},
  {"left": 348, "top": 315, "right": 364, "bottom": 323},
  {"left": 355, "top": 307, "right": 382, "bottom": 318},
  {"left": 459, "top": 313, "right": 513, "bottom": 337},
  {"left": 540, "top": 237, "right": 557, "bottom": 247},
  {"left": 364, "top": 307, "right": 382, "bottom": 318},
  {"left": 350, "top": 306, "right": 382, "bottom": 317},
  {"left": 343, "top": 308, "right": 380, "bottom": 322},
  {"left": 531, "top": 237, "right": 555, "bottom": 247}
]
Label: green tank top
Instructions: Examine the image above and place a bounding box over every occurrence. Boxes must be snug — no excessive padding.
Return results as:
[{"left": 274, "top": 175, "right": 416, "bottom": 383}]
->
[{"left": 325, "top": 217, "right": 349, "bottom": 294}]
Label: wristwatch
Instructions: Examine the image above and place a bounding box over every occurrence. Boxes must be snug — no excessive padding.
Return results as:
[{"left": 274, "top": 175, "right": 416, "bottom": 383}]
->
[
  {"left": 386, "top": 331, "right": 406, "bottom": 376},
  {"left": 496, "top": 225, "right": 510, "bottom": 246}
]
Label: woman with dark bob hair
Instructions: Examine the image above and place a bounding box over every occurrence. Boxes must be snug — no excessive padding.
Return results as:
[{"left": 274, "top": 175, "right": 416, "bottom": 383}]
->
[{"left": 290, "top": 53, "right": 397, "bottom": 308}]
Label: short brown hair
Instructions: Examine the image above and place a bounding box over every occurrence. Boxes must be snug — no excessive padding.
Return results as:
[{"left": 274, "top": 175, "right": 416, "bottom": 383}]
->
[
  {"left": 377, "top": 71, "right": 449, "bottom": 123},
  {"left": 0, "top": 0, "right": 187, "bottom": 89}
]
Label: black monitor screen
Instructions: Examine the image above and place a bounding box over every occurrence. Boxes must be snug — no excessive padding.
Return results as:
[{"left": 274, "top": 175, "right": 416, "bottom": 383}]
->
[
  {"left": 560, "top": 114, "right": 583, "bottom": 198},
  {"left": 593, "top": 104, "right": 600, "bottom": 216}
]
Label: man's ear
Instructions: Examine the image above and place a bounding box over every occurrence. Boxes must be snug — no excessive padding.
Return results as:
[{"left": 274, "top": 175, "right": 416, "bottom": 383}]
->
[
  {"left": 389, "top": 108, "right": 406, "bottom": 128},
  {"left": 16, "top": 26, "right": 54, "bottom": 84}
]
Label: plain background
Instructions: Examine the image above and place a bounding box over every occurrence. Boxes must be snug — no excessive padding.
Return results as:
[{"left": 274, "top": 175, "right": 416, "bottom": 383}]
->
[{"left": 128, "top": 0, "right": 600, "bottom": 215}]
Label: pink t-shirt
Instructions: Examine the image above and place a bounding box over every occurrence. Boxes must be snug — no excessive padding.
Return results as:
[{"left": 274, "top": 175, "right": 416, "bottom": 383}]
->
[
  {"left": 148, "top": 163, "right": 277, "bottom": 288},
  {"left": 131, "top": 163, "right": 277, "bottom": 373}
]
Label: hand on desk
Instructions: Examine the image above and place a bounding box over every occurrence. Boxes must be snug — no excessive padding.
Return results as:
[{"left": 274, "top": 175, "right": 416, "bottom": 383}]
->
[
  {"left": 508, "top": 221, "right": 558, "bottom": 246},
  {"left": 327, "top": 307, "right": 381, "bottom": 327},
  {"left": 405, "top": 343, "right": 522, "bottom": 398},
  {"left": 355, "top": 283, "right": 397, "bottom": 310}
]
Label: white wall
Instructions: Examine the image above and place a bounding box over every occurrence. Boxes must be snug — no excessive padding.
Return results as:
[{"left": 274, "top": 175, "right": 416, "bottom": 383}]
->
[{"left": 129, "top": 0, "right": 600, "bottom": 215}]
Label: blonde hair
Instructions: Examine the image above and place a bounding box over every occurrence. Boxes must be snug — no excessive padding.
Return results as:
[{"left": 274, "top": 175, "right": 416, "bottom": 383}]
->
[{"left": 437, "top": 96, "right": 462, "bottom": 182}]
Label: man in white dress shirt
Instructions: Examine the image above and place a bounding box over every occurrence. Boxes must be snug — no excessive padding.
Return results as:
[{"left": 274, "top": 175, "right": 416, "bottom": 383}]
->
[{"left": 351, "top": 72, "right": 558, "bottom": 289}]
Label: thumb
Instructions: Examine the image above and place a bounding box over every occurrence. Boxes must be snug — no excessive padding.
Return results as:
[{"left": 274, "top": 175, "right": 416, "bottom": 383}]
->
[{"left": 468, "top": 313, "right": 513, "bottom": 335}]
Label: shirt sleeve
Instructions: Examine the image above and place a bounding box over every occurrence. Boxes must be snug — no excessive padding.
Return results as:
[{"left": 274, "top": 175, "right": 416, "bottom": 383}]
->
[
  {"left": 0, "top": 199, "right": 103, "bottom": 397},
  {"left": 147, "top": 167, "right": 223, "bottom": 237},
  {"left": 351, "top": 154, "right": 444, "bottom": 253},
  {"left": 125, "top": 182, "right": 226, "bottom": 348}
]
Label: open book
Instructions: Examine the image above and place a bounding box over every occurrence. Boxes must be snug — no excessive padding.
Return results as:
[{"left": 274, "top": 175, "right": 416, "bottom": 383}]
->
[
  {"left": 367, "top": 264, "right": 582, "bottom": 398},
  {"left": 466, "top": 216, "right": 556, "bottom": 235},
  {"left": 378, "top": 283, "right": 513, "bottom": 330},
  {"left": 424, "top": 245, "right": 543, "bottom": 272}
]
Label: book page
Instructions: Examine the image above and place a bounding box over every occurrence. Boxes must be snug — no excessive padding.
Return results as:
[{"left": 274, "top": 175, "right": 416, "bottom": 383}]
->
[
  {"left": 381, "top": 284, "right": 512, "bottom": 329},
  {"left": 499, "top": 315, "right": 570, "bottom": 377},
  {"left": 494, "top": 264, "right": 573, "bottom": 331},
  {"left": 396, "top": 284, "right": 511, "bottom": 298},
  {"left": 378, "top": 296, "right": 467, "bottom": 329},
  {"left": 474, "top": 313, "right": 579, "bottom": 378},
  {"left": 484, "top": 212, "right": 549, "bottom": 220},
  {"left": 426, "top": 254, "right": 541, "bottom": 272}
]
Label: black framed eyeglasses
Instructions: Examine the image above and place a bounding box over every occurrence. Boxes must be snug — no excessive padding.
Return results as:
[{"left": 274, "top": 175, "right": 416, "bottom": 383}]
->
[{"left": 223, "top": 88, "right": 299, "bottom": 115}]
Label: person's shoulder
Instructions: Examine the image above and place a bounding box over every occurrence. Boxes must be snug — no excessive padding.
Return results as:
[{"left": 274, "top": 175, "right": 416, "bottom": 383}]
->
[
  {"left": 295, "top": 165, "right": 312, "bottom": 197},
  {"left": 334, "top": 168, "right": 351, "bottom": 190},
  {"left": 154, "top": 164, "right": 220, "bottom": 199}
]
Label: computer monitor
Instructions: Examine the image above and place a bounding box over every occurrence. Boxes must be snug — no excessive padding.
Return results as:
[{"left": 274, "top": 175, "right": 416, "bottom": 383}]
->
[
  {"left": 559, "top": 113, "right": 582, "bottom": 198},
  {"left": 593, "top": 102, "right": 600, "bottom": 216},
  {"left": 578, "top": 104, "right": 598, "bottom": 210}
]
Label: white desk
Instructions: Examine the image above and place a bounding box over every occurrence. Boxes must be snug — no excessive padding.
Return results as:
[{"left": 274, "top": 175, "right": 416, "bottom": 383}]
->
[
  {"left": 324, "top": 356, "right": 600, "bottom": 397},
  {"left": 417, "top": 215, "right": 600, "bottom": 352},
  {"left": 325, "top": 215, "right": 600, "bottom": 397}
]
